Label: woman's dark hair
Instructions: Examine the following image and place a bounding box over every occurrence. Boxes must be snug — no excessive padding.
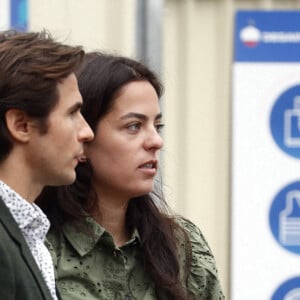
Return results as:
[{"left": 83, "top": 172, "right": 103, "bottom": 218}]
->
[{"left": 37, "top": 52, "right": 190, "bottom": 299}]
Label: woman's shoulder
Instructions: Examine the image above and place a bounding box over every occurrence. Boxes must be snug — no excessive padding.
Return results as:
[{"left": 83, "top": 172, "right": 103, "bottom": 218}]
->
[
  {"left": 175, "top": 216, "right": 213, "bottom": 252},
  {"left": 174, "top": 216, "right": 218, "bottom": 274},
  {"left": 174, "top": 216, "right": 225, "bottom": 299}
]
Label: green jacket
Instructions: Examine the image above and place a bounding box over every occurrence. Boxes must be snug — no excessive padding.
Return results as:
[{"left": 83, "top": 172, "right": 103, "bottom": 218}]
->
[{"left": 0, "top": 198, "right": 55, "bottom": 300}]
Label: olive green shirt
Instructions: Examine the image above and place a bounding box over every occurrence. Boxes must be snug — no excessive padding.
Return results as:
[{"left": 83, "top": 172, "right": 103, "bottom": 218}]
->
[{"left": 46, "top": 217, "right": 224, "bottom": 300}]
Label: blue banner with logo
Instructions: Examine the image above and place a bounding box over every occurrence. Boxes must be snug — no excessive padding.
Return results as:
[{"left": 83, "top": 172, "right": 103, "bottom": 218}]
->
[{"left": 235, "top": 11, "right": 300, "bottom": 62}]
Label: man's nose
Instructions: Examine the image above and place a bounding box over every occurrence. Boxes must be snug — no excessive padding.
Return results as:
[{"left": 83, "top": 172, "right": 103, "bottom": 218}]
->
[{"left": 78, "top": 115, "right": 94, "bottom": 142}]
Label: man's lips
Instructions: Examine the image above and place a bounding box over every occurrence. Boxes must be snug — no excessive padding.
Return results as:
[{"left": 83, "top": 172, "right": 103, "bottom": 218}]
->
[
  {"left": 77, "top": 156, "right": 87, "bottom": 163},
  {"left": 75, "top": 153, "right": 87, "bottom": 163}
]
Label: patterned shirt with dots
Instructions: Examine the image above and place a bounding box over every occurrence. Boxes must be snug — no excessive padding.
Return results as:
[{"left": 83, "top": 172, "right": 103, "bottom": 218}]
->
[{"left": 0, "top": 180, "right": 58, "bottom": 300}]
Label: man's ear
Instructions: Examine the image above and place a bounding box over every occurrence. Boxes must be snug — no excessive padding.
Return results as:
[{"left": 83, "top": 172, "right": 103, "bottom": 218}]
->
[{"left": 5, "top": 109, "right": 32, "bottom": 143}]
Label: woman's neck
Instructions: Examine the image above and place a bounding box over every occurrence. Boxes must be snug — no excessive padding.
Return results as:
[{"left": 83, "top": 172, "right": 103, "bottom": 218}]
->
[{"left": 93, "top": 192, "right": 130, "bottom": 247}]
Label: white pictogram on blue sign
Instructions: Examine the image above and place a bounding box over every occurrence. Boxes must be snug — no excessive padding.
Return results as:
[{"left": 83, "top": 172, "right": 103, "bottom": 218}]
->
[
  {"left": 270, "top": 85, "right": 300, "bottom": 159},
  {"left": 270, "top": 181, "right": 300, "bottom": 254},
  {"left": 279, "top": 190, "right": 300, "bottom": 246},
  {"left": 272, "top": 277, "right": 300, "bottom": 300},
  {"left": 284, "top": 97, "right": 300, "bottom": 147},
  {"left": 285, "top": 288, "right": 300, "bottom": 300}
]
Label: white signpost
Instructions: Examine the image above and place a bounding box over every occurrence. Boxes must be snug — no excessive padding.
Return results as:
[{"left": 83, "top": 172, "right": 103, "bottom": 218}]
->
[{"left": 232, "top": 11, "right": 300, "bottom": 300}]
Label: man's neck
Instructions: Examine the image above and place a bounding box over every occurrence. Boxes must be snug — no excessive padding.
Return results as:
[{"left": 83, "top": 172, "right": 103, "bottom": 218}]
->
[{"left": 0, "top": 156, "right": 42, "bottom": 203}]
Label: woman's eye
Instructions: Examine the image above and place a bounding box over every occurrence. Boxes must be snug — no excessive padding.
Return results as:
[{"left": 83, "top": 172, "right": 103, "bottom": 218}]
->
[
  {"left": 127, "top": 123, "right": 141, "bottom": 131},
  {"left": 155, "top": 124, "right": 165, "bottom": 133}
]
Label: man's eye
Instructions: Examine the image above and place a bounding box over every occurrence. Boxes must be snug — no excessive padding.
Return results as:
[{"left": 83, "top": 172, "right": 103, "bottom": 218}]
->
[{"left": 70, "top": 108, "right": 80, "bottom": 115}]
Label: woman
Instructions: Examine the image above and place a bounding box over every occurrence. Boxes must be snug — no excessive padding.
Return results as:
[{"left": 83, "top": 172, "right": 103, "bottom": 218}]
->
[{"left": 37, "top": 52, "right": 225, "bottom": 300}]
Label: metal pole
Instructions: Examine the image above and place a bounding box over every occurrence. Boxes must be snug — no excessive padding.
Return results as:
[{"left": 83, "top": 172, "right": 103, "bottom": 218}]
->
[{"left": 136, "top": 0, "right": 164, "bottom": 76}]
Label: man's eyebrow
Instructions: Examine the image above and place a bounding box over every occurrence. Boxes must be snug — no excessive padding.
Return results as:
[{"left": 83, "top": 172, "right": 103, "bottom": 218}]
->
[
  {"left": 67, "top": 101, "right": 83, "bottom": 113},
  {"left": 120, "top": 112, "right": 163, "bottom": 120}
]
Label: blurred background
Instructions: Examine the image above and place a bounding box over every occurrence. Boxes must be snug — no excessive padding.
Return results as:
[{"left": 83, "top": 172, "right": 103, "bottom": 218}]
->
[{"left": 5, "top": 0, "right": 300, "bottom": 298}]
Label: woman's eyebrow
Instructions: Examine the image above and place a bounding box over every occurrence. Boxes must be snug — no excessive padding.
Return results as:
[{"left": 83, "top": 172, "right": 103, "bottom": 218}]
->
[
  {"left": 120, "top": 112, "right": 162, "bottom": 121},
  {"left": 155, "top": 113, "right": 163, "bottom": 120},
  {"left": 120, "top": 112, "right": 147, "bottom": 120}
]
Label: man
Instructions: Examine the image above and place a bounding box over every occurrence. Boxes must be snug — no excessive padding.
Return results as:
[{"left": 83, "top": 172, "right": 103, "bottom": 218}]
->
[{"left": 0, "top": 30, "right": 94, "bottom": 300}]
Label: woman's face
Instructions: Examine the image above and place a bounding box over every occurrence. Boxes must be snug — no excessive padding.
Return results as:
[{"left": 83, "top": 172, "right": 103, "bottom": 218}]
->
[{"left": 85, "top": 80, "right": 164, "bottom": 200}]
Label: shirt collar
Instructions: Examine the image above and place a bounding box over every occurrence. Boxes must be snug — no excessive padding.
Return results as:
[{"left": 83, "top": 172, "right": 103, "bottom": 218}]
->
[
  {"left": 0, "top": 180, "right": 50, "bottom": 237},
  {"left": 63, "top": 217, "right": 141, "bottom": 257}
]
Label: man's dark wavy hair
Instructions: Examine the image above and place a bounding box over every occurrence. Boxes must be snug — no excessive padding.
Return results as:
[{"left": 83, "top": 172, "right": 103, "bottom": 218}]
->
[{"left": 0, "top": 30, "right": 84, "bottom": 162}]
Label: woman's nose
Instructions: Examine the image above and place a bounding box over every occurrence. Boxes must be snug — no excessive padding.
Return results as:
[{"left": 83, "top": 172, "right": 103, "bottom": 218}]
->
[{"left": 144, "top": 129, "right": 164, "bottom": 150}]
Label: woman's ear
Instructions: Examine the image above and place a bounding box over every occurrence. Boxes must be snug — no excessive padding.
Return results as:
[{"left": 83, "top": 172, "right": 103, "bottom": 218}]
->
[{"left": 5, "top": 109, "right": 32, "bottom": 143}]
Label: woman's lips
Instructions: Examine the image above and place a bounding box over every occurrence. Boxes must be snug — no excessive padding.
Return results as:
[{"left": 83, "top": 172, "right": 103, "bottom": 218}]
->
[{"left": 138, "top": 161, "right": 157, "bottom": 175}]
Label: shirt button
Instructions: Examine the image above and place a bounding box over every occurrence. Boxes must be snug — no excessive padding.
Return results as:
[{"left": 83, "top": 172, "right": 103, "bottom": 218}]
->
[{"left": 124, "top": 255, "right": 128, "bottom": 264}]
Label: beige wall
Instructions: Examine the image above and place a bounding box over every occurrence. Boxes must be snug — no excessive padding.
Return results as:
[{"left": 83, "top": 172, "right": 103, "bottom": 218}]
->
[
  {"left": 162, "top": 1, "right": 232, "bottom": 298},
  {"left": 28, "top": 0, "right": 300, "bottom": 298},
  {"left": 29, "top": 0, "right": 136, "bottom": 55}
]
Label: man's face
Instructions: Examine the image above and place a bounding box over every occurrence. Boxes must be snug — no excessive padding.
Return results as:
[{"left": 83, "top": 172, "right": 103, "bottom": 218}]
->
[{"left": 26, "top": 73, "right": 94, "bottom": 186}]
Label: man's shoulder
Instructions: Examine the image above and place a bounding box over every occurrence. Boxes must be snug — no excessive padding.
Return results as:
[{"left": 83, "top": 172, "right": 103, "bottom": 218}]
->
[
  {"left": 0, "top": 197, "right": 23, "bottom": 240},
  {"left": 0, "top": 199, "right": 54, "bottom": 300}
]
